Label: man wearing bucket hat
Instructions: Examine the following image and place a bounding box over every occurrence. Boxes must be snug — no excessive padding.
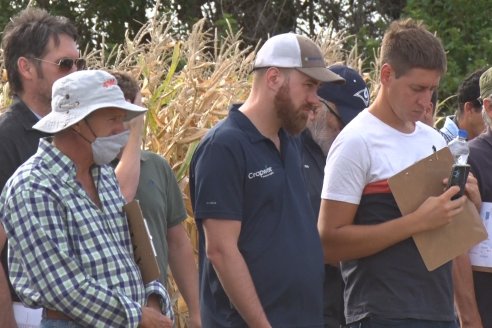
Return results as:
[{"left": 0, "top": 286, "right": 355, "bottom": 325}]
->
[
  {"left": 190, "top": 32, "right": 344, "bottom": 327},
  {"left": 301, "top": 64, "right": 369, "bottom": 328},
  {"left": 0, "top": 9, "right": 144, "bottom": 326},
  {"left": 0, "top": 70, "right": 173, "bottom": 327}
]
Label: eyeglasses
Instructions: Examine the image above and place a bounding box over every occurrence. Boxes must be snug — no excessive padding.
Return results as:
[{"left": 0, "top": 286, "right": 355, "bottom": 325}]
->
[
  {"left": 319, "top": 99, "right": 345, "bottom": 127},
  {"left": 33, "top": 57, "right": 86, "bottom": 72}
]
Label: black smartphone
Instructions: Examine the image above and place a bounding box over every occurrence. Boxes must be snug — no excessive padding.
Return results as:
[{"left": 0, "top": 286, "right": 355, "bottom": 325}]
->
[{"left": 446, "top": 164, "right": 470, "bottom": 200}]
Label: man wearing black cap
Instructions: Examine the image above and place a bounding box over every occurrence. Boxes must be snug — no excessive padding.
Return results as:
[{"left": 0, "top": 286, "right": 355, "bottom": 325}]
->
[
  {"left": 301, "top": 64, "right": 369, "bottom": 328},
  {"left": 303, "top": 64, "right": 369, "bottom": 215}
]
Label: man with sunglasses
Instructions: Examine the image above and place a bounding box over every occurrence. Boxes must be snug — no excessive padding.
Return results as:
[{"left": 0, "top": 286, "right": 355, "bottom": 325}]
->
[
  {"left": 301, "top": 64, "right": 369, "bottom": 328},
  {"left": 0, "top": 8, "right": 142, "bottom": 327}
]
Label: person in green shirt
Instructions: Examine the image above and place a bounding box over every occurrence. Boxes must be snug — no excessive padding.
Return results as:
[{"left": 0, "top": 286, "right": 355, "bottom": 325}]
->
[{"left": 112, "top": 71, "right": 201, "bottom": 328}]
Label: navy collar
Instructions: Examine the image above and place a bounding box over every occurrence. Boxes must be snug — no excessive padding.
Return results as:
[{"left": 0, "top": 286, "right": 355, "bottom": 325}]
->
[{"left": 228, "top": 104, "right": 289, "bottom": 145}]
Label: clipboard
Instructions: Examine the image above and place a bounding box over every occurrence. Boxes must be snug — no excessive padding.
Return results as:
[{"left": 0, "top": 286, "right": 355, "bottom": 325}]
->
[
  {"left": 123, "top": 200, "right": 160, "bottom": 283},
  {"left": 388, "top": 147, "right": 487, "bottom": 271}
]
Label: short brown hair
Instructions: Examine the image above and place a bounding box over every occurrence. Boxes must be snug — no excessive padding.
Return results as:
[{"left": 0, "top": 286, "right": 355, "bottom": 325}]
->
[
  {"left": 380, "top": 18, "right": 446, "bottom": 78},
  {"left": 109, "top": 71, "right": 140, "bottom": 103}
]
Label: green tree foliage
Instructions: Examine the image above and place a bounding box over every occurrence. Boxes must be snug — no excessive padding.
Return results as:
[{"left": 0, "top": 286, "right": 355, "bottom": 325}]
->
[
  {"left": 404, "top": 0, "right": 492, "bottom": 114},
  {"left": 175, "top": 0, "right": 298, "bottom": 45},
  {"left": 2, "top": 0, "right": 491, "bottom": 115},
  {"left": 174, "top": 0, "right": 405, "bottom": 52},
  {"left": 0, "top": 0, "right": 152, "bottom": 51},
  {"left": 309, "top": 0, "right": 406, "bottom": 58}
]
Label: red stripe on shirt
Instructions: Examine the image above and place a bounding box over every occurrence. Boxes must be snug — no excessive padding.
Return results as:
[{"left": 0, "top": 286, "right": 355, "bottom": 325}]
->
[{"left": 362, "top": 180, "right": 391, "bottom": 195}]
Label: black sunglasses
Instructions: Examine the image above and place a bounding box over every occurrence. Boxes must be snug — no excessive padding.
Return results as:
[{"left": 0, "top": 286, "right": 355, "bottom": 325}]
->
[
  {"left": 33, "top": 57, "right": 87, "bottom": 72},
  {"left": 319, "top": 99, "right": 345, "bottom": 126}
]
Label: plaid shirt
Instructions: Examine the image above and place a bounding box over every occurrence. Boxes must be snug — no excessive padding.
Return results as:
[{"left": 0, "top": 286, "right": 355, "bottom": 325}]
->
[{"left": 0, "top": 139, "right": 173, "bottom": 327}]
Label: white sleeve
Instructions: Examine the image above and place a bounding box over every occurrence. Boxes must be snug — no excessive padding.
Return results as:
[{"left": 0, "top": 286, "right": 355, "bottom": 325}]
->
[{"left": 321, "top": 130, "right": 370, "bottom": 205}]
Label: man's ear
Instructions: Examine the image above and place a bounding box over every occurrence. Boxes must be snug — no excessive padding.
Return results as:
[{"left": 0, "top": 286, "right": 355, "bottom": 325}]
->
[
  {"left": 380, "top": 63, "right": 393, "bottom": 85},
  {"left": 483, "top": 99, "right": 492, "bottom": 119},
  {"left": 265, "top": 67, "right": 284, "bottom": 90},
  {"left": 463, "top": 101, "right": 477, "bottom": 116},
  {"left": 17, "top": 57, "right": 35, "bottom": 80}
]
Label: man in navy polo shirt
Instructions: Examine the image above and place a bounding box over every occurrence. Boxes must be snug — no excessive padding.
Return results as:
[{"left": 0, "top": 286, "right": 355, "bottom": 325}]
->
[{"left": 190, "top": 33, "right": 344, "bottom": 327}]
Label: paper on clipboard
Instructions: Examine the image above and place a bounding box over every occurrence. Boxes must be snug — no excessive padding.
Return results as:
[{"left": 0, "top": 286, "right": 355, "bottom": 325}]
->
[
  {"left": 123, "top": 200, "right": 160, "bottom": 284},
  {"left": 388, "top": 146, "right": 487, "bottom": 271},
  {"left": 469, "top": 202, "right": 492, "bottom": 271}
]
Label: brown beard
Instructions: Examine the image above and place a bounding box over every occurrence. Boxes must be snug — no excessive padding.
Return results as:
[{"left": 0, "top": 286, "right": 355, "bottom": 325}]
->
[{"left": 274, "top": 81, "right": 309, "bottom": 135}]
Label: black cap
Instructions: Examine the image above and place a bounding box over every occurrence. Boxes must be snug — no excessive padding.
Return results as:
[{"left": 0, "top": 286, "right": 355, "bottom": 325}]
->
[{"left": 318, "top": 64, "right": 369, "bottom": 125}]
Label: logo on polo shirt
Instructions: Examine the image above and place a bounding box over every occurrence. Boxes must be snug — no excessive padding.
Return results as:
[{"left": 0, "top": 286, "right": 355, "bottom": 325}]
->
[{"left": 248, "top": 166, "right": 274, "bottom": 179}]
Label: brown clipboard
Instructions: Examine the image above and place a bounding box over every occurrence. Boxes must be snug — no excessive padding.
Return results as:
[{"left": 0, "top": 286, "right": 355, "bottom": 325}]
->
[
  {"left": 388, "top": 146, "right": 487, "bottom": 271},
  {"left": 123, "top": 200, "right": 161, "bottom": 283}
]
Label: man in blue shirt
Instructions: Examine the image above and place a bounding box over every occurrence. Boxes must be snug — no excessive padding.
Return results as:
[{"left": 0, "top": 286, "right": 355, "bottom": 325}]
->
[
  {"left": 439, "top": 68, "right": 486, "bottom": 142},
  {"left": 190, "top": 33, "right": 344, "bottom": 327}
]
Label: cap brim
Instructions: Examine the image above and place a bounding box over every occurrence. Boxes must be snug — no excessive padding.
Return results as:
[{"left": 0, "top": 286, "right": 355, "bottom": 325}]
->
[
  {"left": 33, "top": 101, "right": 147, "bottom": 134},
  {"left": 121, "top": 102, "right": 147, "bottom": 121},
  {"left": 297, "top": 67, "right": 345, "bottom": 84}
]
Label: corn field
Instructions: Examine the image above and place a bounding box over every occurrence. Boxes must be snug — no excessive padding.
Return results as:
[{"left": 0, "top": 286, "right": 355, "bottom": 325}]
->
[{"left": 0, "top": 10, "right": 367, "bottom": 327}]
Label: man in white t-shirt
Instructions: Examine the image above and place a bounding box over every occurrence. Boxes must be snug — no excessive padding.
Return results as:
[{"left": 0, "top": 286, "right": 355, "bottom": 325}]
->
[{"left": 317, "top": 18, "right": 480, "bottom": 328}]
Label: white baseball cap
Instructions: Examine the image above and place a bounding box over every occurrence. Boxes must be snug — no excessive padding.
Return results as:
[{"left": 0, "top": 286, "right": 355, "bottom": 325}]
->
[
  {"left": 33, "top": 70, "right": 147, "bottom": 133},
  {"left": 253, "top": 33, "right": 345, "bottom": 84}
]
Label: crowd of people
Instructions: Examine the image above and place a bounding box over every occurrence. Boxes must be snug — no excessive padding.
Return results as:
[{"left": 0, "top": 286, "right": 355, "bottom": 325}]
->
[{"left": 0, "top": 6, "right": 491, "bottom": 328}]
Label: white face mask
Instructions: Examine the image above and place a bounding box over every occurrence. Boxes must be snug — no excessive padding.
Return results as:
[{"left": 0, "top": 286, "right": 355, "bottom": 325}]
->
[{"left": 91, "top": 130, "right": 130, "bottom": 165}]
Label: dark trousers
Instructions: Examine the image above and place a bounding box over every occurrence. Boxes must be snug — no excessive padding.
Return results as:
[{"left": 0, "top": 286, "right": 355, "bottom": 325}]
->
[
  {"left": 324, "top": 264, "right": 345, "bottom": 328},
  {"left": 473, "top": 271, "right": 492, "bottom": 328}
]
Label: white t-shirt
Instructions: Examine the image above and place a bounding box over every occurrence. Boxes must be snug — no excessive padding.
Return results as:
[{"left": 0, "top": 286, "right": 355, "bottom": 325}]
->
[{"left": 321, "top": 110, "right": 446, "bottom": 204}]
